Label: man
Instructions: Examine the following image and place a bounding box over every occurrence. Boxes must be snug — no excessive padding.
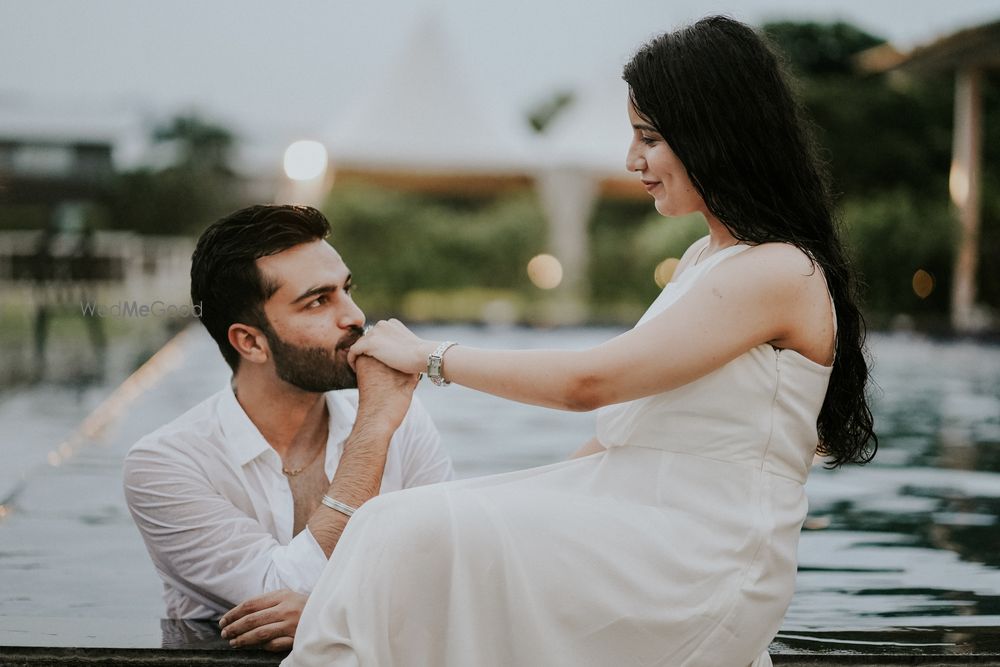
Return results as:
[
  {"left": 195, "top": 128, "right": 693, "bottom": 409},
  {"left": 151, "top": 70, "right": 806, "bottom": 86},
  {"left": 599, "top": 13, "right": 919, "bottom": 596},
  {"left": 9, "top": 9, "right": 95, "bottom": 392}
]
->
[{"left": 123, "top": 204, "right": 453, "bottom": 650}]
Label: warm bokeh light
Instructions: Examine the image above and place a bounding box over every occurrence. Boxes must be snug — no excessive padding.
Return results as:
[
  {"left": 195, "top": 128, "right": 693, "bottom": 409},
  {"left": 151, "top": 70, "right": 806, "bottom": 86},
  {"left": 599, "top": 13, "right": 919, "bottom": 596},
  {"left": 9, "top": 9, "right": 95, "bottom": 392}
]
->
[
  {"left": 283, "top": 140, "right": 328, "bottom": 181},
  {"left": 654, "top": 257, "right": 680, "bottom": 288},
  {"left": 527, "top": 254, "right": 563, "bottom": 289},
  {"left": 912, "top": 269, "right": 935, "bottom": 299}
]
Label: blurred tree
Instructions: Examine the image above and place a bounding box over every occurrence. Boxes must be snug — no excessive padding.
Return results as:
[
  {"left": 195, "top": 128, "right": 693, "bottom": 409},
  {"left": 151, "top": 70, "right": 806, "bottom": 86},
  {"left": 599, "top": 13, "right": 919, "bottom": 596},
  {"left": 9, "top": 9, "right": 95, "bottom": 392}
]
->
[
  {"left": 841, "top": 190, "right": 955, "bottom": 321},
  {"left": 763, "top": 21, "right": 883, "bottom": 76},
  {"left": 763, "top": 20, "right": 998, "bottom": 326},
  {"left": 153, "top": 113, "right": 236, "bottom": 176},
  {"left": 322, "top": 184, "right": 546, "bottom": 318},
  {"left": 764, "top": 21, "right": 954, "bottom": 198},
  {"left": 108, "top": 113, "right": 242, "bottom": 235}
]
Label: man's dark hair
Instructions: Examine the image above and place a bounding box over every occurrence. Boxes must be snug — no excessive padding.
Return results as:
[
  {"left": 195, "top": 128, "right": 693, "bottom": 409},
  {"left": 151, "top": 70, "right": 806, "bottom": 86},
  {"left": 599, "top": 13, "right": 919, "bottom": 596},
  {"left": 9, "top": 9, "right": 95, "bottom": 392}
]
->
[{"left": 190, "top": 204, "right": 331, "bottom": 372}]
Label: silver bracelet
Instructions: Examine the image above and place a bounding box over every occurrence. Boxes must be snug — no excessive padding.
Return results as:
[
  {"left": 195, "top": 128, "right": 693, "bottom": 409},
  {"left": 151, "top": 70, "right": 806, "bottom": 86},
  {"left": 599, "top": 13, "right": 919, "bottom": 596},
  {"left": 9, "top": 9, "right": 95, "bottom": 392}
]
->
[{"left": 321, "top": 495, "right": 357, "bottom": 518}]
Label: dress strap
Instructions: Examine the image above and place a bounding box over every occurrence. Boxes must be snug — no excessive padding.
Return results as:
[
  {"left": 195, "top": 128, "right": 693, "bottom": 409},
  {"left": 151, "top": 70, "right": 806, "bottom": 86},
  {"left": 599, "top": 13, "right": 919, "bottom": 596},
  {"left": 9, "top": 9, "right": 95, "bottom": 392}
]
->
[{"left": 690, "top": 243, "right": 752, "bottom": 277}]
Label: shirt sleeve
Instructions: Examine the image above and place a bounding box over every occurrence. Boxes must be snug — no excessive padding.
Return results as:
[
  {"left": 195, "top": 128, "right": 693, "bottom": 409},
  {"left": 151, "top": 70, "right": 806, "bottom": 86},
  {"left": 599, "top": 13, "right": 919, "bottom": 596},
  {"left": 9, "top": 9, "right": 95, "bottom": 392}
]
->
[
  {"left": 122, "top": 440, "right": 327, "bottom": 618},
  {"left": 393, "top": 395, "right": 455, "bottom": 488}
]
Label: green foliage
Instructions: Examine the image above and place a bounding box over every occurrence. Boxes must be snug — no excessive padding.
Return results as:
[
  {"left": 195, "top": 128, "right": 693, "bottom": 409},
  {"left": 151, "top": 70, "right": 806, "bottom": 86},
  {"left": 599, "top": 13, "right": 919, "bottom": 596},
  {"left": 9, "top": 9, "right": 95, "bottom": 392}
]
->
[
  {"left": 587, "top": 200, "right": 657, "bottom": 310},
  {"left": 0, "top": 204, "right": 50, "bottom": 231},
  {"left": 760, "top": 20, "right": 998, "bottom": 325},
  {"left": 763, "top": 21, "right": 884, "bottom": 76},
  {"left": 977, "top": 188, "right": 1000, "bottom": 309},
  {"left": 108, "top": 167, "right": 237, "bottom": 235},
  {"left": 321, "top": 185, "right": 547, "bottom": 318},
  {"left": 153, "top": 113, "right": 237, "bottom": 175},
  {"left": 840, "top": 191, "right": 955, "bottom": 315},
  {"left": 401, "top": 287, "right": 524, "bottom": 322},
  {"left": 589, "top": 200, "right": 708, "bottom": 310},
  {"left": 632, "top": 212, "right": 708, "bottom": 266},
  {"left": 106, "top": 113, "right": 244, "bottom": 235},
  {"left": 764, "top": 21, "right": 955, "bottom": 198},
  {"left": 802, "top": 73, "right": 954, "bottom": 198}
]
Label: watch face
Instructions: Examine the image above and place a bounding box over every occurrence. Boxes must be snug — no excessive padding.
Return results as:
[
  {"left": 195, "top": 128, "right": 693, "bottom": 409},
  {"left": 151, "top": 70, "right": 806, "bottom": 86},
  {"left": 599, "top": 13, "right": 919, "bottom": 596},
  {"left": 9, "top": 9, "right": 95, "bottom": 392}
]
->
[{"left": 428, "top": 356, "right": 444, "bottom": 381}]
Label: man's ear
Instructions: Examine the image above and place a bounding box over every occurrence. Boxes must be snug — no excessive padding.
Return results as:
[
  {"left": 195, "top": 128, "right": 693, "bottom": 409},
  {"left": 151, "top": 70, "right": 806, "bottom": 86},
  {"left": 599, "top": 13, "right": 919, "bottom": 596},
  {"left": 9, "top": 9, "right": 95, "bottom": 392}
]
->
[{"left": 228, "top": 323, "right": 269, "bottom": 365}]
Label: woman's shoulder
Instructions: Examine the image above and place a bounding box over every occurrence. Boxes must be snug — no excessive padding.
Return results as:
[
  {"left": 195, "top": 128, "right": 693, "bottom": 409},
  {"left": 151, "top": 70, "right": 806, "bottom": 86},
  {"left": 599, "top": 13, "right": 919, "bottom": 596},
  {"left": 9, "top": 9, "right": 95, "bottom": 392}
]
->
[
  {"left": 731, "top": 243, "right": 835, "bottom": 366},
  {"left": 736, "top": 242, "right": 823, "bottom": 290},
  {"left": 694, "top": 241, "right": 827, "bottom": 311},
  {"left": 718, "top": 242, "right": 832, "bottom": 335}
]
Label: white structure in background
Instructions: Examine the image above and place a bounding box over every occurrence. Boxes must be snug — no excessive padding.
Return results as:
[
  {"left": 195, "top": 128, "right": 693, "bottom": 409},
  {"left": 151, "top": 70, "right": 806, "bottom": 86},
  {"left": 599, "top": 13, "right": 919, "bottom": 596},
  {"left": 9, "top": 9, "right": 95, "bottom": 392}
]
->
[
  {"left": 323, "top": 15, "right": 536, "bottom": 176},
  {"left": 534, "top": 75, "right": 637, "bottom": 322},
  {"left": 321, "top": 15, "right": 646, "bottom": 322},
  {"left": 0, "top": 98, "right": 151, "bottom": 174},
  {"left": 0, "top": 99, "right": 193, "bottom": 309}
]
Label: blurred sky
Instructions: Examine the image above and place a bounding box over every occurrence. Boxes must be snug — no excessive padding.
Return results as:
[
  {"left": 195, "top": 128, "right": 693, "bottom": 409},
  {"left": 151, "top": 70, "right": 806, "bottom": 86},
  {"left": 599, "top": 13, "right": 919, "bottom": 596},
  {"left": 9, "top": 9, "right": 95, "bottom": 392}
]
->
[{"left": 1, "top": 0, "right": 998, "bottom": 148}]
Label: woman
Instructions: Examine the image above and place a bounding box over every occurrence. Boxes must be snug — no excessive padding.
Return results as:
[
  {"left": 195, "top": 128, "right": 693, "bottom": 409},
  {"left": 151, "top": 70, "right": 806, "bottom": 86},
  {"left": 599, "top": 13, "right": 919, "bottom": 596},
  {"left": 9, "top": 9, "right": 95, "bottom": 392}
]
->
[{"left": 282, "top": 16, "right": 876, "bottom": 667}]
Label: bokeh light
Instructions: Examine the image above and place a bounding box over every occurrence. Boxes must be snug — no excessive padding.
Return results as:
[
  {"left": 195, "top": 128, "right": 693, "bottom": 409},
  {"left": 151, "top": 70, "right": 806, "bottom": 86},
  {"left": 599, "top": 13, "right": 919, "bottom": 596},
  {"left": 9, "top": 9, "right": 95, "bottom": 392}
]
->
[
  {"left": 912, "top": 269, "right": 935, "bottom": 299},
  {"left": 654, "top": 257, "right": 680, "bottom": 288},
  {"left": 283, "top": 140, "right": 328, "bottom": 181},
  {"left": 527, "top": 254, "right": 563, "bottom": 289}
]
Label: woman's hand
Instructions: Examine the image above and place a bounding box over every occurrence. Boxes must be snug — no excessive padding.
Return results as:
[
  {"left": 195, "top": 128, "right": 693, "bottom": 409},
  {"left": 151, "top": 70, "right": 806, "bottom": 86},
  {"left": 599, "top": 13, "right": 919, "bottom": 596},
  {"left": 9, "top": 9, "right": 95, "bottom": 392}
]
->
[{"left": 348, "top": 319, "right": 436, "bottom": 375}]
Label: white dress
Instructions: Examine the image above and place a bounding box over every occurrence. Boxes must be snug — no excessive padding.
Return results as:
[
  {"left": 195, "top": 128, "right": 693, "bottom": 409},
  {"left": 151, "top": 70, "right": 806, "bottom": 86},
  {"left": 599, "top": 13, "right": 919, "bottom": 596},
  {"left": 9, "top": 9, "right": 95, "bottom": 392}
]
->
[{"left": 282, "top": 245, "right": 833, "bottom": 667}]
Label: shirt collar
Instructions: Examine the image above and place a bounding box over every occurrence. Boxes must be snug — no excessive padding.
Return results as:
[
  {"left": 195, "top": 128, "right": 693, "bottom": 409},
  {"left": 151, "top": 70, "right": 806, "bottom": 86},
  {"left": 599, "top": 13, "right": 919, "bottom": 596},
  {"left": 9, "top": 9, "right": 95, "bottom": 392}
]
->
[
  {"left": 217, "top": 384, "right": 359, "bottom": 468},
  {"left": 217, "top": 383, "right": 274, "bottom": 467}
]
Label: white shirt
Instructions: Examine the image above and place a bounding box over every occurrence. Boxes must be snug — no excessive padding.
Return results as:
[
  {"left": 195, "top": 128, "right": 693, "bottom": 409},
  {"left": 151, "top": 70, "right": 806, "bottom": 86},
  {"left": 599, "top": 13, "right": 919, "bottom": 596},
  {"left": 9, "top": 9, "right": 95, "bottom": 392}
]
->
[{"left": 123, "top": 386, "right": 453, "bottom": 619}]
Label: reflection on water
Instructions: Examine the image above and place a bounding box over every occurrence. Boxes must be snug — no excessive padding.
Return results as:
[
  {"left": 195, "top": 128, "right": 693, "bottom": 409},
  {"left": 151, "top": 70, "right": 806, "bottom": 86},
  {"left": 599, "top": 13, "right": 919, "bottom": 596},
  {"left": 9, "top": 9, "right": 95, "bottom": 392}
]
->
[
  {"left": 0, "top": 327, "right": 997, "bottom": 636},
  {"left": 790, "top": 333, "right": 1000, "bottom": 630}
]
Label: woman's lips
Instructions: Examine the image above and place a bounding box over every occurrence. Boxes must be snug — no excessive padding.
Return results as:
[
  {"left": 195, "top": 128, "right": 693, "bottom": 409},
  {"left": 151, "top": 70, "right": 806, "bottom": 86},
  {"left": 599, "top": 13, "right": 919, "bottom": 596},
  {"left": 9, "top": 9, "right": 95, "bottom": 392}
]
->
[{"left": 642, "top": 180, "right": 660, "bottom": 193}]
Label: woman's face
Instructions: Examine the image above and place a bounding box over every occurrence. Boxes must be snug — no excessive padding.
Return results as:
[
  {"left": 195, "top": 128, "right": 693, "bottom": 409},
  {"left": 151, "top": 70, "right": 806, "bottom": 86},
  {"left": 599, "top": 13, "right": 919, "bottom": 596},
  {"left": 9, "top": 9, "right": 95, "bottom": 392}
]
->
[{"left": 626, "top": 100, "right": 707, "bottom": 218}]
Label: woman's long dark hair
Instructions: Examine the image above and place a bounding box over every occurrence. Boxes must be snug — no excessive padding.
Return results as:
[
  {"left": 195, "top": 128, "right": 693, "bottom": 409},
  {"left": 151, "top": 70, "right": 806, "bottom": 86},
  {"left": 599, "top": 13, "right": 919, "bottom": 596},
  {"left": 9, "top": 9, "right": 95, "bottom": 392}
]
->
[{"left": 623, "top": 15, "right": 877, "bottom": 467}]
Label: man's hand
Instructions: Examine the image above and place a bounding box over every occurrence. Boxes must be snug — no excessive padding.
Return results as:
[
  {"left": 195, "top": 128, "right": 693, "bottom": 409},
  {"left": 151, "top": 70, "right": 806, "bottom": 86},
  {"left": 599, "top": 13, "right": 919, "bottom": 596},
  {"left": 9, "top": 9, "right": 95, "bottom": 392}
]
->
[
  {"left": 354, "top": 354, "right": 420, "bottom": 435},
  {"left": 219, "top": 589, "right": 307, "bottom": 652}
]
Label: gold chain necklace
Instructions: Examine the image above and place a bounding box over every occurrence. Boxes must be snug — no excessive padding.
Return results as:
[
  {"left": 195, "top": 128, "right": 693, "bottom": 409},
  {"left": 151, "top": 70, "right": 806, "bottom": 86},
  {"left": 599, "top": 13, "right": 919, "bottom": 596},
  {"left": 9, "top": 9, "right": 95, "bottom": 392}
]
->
[{"left": 282, "top": 444, "right": 325, "bottom": 477}]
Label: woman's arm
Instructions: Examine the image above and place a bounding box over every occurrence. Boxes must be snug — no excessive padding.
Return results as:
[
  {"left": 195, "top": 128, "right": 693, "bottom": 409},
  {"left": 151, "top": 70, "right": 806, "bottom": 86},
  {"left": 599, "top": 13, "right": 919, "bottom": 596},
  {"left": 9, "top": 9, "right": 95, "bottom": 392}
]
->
[{"left": 349, "top": 244, "right": 831, "bottom": 411}]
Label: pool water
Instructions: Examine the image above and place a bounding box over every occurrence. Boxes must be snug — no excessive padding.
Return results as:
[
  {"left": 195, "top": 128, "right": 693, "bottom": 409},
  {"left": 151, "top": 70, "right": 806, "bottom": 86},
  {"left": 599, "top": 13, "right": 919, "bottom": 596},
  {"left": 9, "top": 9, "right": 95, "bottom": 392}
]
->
[{"left": 0, "top": 325, "right": 997, "bottom": 634}]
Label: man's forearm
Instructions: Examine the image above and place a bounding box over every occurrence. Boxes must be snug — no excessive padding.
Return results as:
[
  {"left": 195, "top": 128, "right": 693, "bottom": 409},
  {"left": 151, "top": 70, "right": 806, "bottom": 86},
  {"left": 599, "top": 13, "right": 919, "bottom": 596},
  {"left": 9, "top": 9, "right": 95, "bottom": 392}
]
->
[{"left": 306, "top": 416, "right": 397, "bottom": 557}]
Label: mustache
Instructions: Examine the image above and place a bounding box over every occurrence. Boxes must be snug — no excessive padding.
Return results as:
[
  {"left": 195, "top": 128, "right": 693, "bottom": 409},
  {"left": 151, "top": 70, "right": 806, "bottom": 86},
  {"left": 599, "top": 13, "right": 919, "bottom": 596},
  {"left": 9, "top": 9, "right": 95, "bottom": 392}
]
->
[{"left": 336, "top": 326, "right": 365, "bottom": 351}]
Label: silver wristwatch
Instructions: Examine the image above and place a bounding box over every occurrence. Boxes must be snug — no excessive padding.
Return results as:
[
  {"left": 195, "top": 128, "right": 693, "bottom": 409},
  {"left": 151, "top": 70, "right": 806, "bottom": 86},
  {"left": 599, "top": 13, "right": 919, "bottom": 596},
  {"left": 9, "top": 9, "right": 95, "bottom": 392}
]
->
[{"left": 427, "top": 341, "right": 458, "bottom": 386}]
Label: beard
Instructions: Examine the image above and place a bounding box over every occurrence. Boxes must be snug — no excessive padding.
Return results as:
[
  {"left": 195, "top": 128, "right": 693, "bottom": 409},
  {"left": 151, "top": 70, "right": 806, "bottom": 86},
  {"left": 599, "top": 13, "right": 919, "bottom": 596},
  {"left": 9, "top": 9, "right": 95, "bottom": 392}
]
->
[{"left": 263, "top": 324, "right": 362, "bottom": 393}]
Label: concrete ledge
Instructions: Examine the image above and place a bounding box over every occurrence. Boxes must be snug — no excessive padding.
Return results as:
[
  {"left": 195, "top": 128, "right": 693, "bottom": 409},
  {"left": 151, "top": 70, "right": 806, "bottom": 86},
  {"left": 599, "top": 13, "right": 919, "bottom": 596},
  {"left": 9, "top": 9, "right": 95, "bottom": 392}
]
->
[
  {"left": 1, "top": 619, "right": 997, "bottom": 666},
  {"left": 3, "top": 646, "right": 1000, "bottom": 666},
  {"left": 773, "top": 657, "right": 1000, "bottom": 666},
  {"left": 0, "top": 646, "right": 280, "bottom": 666}
]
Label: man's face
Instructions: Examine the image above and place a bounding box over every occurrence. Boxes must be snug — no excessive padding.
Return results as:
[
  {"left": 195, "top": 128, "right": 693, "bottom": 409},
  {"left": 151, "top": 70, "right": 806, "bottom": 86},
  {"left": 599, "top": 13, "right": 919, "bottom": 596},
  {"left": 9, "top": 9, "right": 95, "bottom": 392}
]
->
[{"left": 255, "top": 240, "right": 365, "bottom": 392}]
